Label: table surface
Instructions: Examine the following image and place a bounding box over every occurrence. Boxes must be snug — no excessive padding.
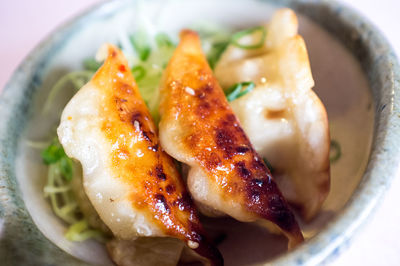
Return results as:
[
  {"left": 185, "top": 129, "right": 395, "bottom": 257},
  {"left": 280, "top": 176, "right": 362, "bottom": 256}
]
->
[{"left": 1, "top": 0, "right": 399, "bottom": 265}]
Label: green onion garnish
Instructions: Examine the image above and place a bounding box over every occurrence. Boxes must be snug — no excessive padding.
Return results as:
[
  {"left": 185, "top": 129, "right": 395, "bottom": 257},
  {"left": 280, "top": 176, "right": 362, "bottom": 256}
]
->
[
  {"left": 231, "top": 26, "right": 266, "bottom": 50},
  {"left": 83, "top": 58, "right": 101, "bottom": 72},
  {"left": 155, "top": 33, "right": 174, "bottom": 48},
  {"left": 330, "top": 140, "right": 341, "bottom": 163},
  {"left": 225, "top": 81, "right": 255, "bottom": 102},
  {"left": 65, "top": 220, "right": 105, "bottom": 242},
  {"left": 59, "top": 156, "right": 74, "bottom": 181},
  {"left": 41, "top": 138, "right": 74, "bottom": 181},
  {"left": 131, "top": 65, "right": 146, "bottom": 82},
  {"left": 130, "top": 32, "right": 151, "bottom": 61},
  {"left": 208, "top": 41, "right": 230, "bottom": 69},
  {"left": 42, "top": 71, "right": 94, "bottom": 115},
  {"left": 41, "top": 139, "right": 66, "bottom": 164}
]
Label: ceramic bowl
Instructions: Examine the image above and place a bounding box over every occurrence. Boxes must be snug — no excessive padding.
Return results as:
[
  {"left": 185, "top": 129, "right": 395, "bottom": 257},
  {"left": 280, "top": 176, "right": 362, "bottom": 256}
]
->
[{"left": 1, "top": 0, "right": 399, "bottom": 265}]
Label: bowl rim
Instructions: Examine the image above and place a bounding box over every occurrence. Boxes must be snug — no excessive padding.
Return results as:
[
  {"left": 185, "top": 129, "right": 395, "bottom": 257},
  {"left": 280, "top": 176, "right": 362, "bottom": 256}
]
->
[
  {"left": 1, "top": 0, "right": 399, "bottom": 265},
  {"left": 272, "top": 0, "right": 400, "bottom": 264}
]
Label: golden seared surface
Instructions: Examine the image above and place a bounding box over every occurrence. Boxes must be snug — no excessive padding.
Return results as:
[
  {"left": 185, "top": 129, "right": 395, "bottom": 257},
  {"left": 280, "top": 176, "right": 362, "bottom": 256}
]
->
[
  {"left": 71, "top": 44, "right": 222, "bottom": 264},
  {"left": 215, "top": 9, "right": 330, "bottom": 221},
  {"left": 92, "top": 45, "right": 196, "bottom": 239},
  {"left": 159, "top": 30, "right": 303, "bottom": 247}
]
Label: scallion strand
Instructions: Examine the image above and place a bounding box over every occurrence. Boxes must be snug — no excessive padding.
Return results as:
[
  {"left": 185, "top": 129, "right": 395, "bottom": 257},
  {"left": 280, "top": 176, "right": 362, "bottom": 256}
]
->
[
  {"left": 225, "top": 81, "right": 255, "bottom": 102},
  {"left": 83, "top": 58, "right": 101, "bottom": 72},
  {"left": 330, "top": 140, "right": 341, "bottom": 163},
  {"left": 208, "top": 41, "right": 229, "bottom": 69},
  {"left": 131, "top": 65, "right": 146, "bottom": 82},
  {"left": 130, "top": 33, "right": 151, "bottom": 61},
  {"left": 231, "top": 26, "right": 266, "bottom": 49},
  {"left": 155, "top": 33, "right": 174, "bottom": 48}
]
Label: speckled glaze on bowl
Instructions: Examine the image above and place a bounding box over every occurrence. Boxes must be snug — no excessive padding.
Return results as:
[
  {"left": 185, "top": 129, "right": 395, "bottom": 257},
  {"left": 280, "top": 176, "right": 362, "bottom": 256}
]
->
[{"left": 0, "top": 0, "right": 399, "bottom": 265}]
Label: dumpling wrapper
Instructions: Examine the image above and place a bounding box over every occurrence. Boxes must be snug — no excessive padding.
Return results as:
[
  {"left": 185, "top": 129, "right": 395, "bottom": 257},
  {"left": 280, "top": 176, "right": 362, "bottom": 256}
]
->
[
  {"left": 159, "top": 30, "right": 303, "bottom": 248},
  {"left": 57, "top": 44, "right": 222, "bottom": 265},
  {"left": 215, "top": 8, "right": 330, "bottom": 221}
]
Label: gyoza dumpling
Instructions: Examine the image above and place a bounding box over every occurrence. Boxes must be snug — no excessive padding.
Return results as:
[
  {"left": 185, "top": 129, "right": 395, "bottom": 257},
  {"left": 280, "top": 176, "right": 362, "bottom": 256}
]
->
[
  {"left": 215, "top": 9, "right": 330, "bottom": 221},
  {"left": 57, "top": 44, "right": 222, "bottom": 265},
  {"left": 158, "top": 30, "right": 303, "bottom": 248}
]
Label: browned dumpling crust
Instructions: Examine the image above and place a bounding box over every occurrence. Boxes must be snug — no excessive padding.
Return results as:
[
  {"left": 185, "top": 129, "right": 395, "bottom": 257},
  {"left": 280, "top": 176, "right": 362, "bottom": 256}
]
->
[
  {"left": 58, "top": 44, "right": 222, "bottom": 265},
  {"left": 159, "top": 30, "right": 303, "bottom": 248},
  {"left": 215, "top": 9, "right": 330, "bottom": 221}
]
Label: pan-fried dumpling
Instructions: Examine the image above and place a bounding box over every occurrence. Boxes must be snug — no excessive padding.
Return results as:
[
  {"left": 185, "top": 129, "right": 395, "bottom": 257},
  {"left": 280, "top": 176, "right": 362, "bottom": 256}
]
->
[
  {"left": 215, "top": 8, "right": 330, "bottom": 221},
  {"left": 57, "top": 44, "right": 222, "bottom": 265},
  {"left": 158, "top": 30, "right": 303, "bottom": 248}
]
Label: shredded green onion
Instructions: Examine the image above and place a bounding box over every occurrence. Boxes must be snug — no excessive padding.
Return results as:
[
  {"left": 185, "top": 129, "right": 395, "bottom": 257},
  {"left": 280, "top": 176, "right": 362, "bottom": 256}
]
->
[
  {"left": 25, "top": 140, "right": 52, "bottom": 150},
  {"left": 225, "top": 81, "right": 255, "bottom": 102},
  {"left": 330, "top": 140, "right": 341, "bottom": 163},
  {"left": 132, "top": 32, "right": 176, "bottom": 122},
  {"left": 45, "top": 164, "right": 78, "bottom": 224},
  {"left": 194, "top": 24, "right": 231, "bottom": 69},
  {"left": 60, "top": 202, "right": 79, "bottom": 216},
  {"left": 130, "top": 31, "right": 151, "bottom": 61},
  {"left": 43, "top": 185, "right": 72, "bottom": 194},
  {"left": 207, "top": 41, "right": 230, "bottom": 69},
  {"left": 59, "top": 156, "right": 74, "bottom": 181},
  {"left": 42, "top": 71, "right": 94, "bottom": 114},
  {"left": 131, "top": 65, "right": 147, "bottom": 82},
  {"left": 83, "top": 58, "right": 102, "bottom": 72},
  {"left": 231, "top": 26, "right": 266, "bottom": 49},
  {"left": 155, "top": 33, "right": 174, "bottom": 48},
  {"left": 41, "top": 139, "right": 105, "bottom": 240},
  {"left": 41, "top": 138, "right": 74, "bottom": 181},
  {"left": 41, "top": 138, "right": 68, "bottom": 165},
  {"left": 65, "top": 220, "right": 105, "bottom": 242},
  {"left": 42, "top": 144, "right": 106, "bottom": 241}
]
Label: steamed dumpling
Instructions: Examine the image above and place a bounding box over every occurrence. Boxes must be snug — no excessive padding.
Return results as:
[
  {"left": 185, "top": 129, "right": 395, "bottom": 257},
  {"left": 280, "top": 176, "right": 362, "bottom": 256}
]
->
[
  {"left": 215, "top": 9, "right": 330, "bottom": 221},
  {"left": 158, "top": 30, "right": 303, "bottom": 248},
  {"left": 57, "top": 44, "right": 222, "bottom": 265}
]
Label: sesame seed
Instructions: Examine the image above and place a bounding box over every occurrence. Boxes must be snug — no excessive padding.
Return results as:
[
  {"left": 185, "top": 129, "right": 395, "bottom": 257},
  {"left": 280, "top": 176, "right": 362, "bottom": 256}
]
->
[
  {"left": 187, "top": 240, "right": 199, "bottom": 249},
  {"left": 185, "top": 86, "right": 195, "bottom": 95},
  {"left": 134, "top": 120, "right": 140, "bottom": 132}
]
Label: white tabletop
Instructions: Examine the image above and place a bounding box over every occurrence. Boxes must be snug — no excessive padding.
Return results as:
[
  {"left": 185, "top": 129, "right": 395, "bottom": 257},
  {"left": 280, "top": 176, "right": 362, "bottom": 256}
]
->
[{"left": 1, "top": 0, "right": 399, "bottom": 265}]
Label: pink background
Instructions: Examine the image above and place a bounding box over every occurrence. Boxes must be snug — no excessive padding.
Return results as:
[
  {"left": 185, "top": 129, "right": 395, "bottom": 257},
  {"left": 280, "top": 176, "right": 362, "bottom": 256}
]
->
[{"left": 1, "top": 0, "right": 399, "bottom": 265}]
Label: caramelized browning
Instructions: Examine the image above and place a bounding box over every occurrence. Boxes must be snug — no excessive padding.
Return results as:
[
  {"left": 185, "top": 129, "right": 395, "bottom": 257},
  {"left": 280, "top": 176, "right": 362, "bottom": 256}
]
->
[
  {"left": 159, "top": 31, "right": 303, "bottom": 247},
  {"left": 264, "top": 109, "right": 287, "bottom": 120},
  {"left": 92, "top": 44, "right": 222, "bottom": 265},
  {"left": 214, "top": 9, "right": 331, "bottom": 221}
]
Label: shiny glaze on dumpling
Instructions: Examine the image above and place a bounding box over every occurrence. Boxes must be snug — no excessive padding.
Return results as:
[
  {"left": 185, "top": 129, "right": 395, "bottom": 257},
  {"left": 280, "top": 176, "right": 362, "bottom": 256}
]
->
[
  {"left": 57, "top": 44, "right": 222, "bottom": 265},
  {"left": 159, "top": 30, "right": 303, "bottom": 248},
  {"left": 215, "top": 9, "right": 330, "bottom": 221}
]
